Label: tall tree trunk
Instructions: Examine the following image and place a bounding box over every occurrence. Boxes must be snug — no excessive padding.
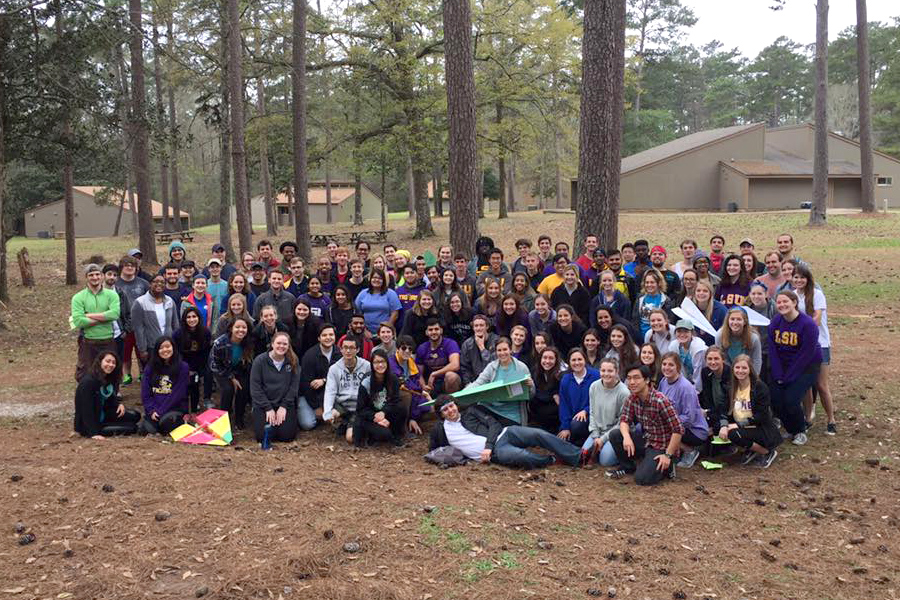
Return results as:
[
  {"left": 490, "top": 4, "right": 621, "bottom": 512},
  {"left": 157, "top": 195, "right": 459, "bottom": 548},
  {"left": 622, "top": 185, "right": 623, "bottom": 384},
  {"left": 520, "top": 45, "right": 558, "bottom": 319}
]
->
[
  {"left": 227, "top": 0, "right": 252, "bottom": 253},
  {"left": 254, "top": 9, "right": 276, "bottom": 236},
  {"left": 575, "top": 0, "right": 625, "bottom": 253},
  {"left": 129, "top": 0, "right": 158, "bottom": 263},
  {"left": 406, "top": 158, "right": 415, "bottom": 218},
  {"left": 353, "top": 168, "right": 363, "bottom": 226},
  {"left": 166, "top": 15, "right": 181, "bottom": 231},
  {"left": 412, "top": 168, "right": 433, "bottom": 238},
  {"left": 325, "top": 153, "right": 333, "bottom": 223},
  {"left": 292, "top": 0, "right": 312, "bottom": 261},
  {"left": 507, "top": 157, "right": 516, "bottom": 213},
  {"left": 810, "top": 0, "right": 829, "bottom": 226},
  {"left": 0, "top": 25, "right": 6, "bottom": 302},
  {"left": 443, "top": 0, "right": 479, "bottom": 255},
  {"left": 152, "top": 14, "right": 171, "bottom": 232},
  {"left": 53, "top": 0, "right": 77, "bottom": 284},
  {"left": 380, "top": 159, "right": 387, "bottom": 232},
  {"left": 554, "top": 127, "right": 563, "bottom": 208},
  {"left": 857, "top": 0, "right": 875, "bottom": 213},
  {"left": 115, "top": 45, "right": 139, "bottom": 234},
  {"left": 433, "top": 164, "right": 443, "bottom": 217},
  {"left": 113, "top": 185, "right": 125, "bottom": 236},
  {"left": 496, "top": 102, "right": 507, "bottom": 219},
  {"left": 218, "top": 1, "right": 235, "bottom": 262}
]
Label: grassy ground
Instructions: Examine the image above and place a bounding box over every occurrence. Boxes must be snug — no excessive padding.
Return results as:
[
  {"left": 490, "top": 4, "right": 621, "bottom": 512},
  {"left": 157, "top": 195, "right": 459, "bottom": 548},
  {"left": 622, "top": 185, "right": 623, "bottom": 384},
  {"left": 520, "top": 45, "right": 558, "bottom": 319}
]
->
[{"left": 1, "top": 209, "right": 899, "bottom": 599}]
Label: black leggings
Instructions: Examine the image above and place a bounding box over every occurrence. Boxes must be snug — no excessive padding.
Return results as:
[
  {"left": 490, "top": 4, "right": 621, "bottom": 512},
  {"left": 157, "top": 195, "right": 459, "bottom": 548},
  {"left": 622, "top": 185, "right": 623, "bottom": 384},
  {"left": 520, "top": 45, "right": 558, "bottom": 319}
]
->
[
  {"left": 353, "top": 404, "right": 407, "bottom": 446},
  {"left": 681, "top": 428, "right": 707, "bottom": 448},
  {"left": 252, "top": 405, "right": 299, "bottom": 443},
  {"left": 728, "top": 426, "right": 770, "bottom": 450},
  {"left": 141, "top": 410, "right": 185, "bottom": 435},
  {"left": 98, "top": 408, "right": 141, "bottom": 436},
  {"left": 217, "top": 373, "right": 251, "bottom": 428}
]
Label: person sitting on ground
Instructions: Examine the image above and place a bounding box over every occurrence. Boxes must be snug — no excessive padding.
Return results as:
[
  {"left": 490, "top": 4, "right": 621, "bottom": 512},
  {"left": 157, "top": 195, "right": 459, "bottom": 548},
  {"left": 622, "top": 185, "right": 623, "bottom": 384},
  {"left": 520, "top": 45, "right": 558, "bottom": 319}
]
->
[
  {"left": 252, "top": 305, "right": 288, "bottom": 356},
  {"left": 175, "top": 306, "right": 213, "bottom": 412},
  {"left": 716, "top": 353, "right": 781, "bottom": 468},
  {"left": 715, "top": 308, "right": 762, "bottom": 375},
  {"left": 416, "top": 319, "right": 462, "bottom": 396},
  {"left": 529, "top": 346, "right": 563, "bottom": 433},
  {"left": 74, "top": 352, "right": 141, "bottom": 439},
  {"left": 669, "top": 319, "right": 707, "bottom": 390},
  {"left": 430, "top": 394, "right": 581, "bottom": 469},
  {"left": 208, "top": 317, "right": 254, "bottom": 429},
  {"left": 323, "top": 337, "right": 372, "bottom": 443},
  {"left": 698, "top": 346, "right": 730, "bottom": 429},
  {"left": 354, "top": 349, "right": 407, "bottom": 447},
  {"left": 606, "top": 364, "right": 684, "bottom": 485},
  {"left": 465, "top": 336, "right": 534, "bottom": 424},
  {"left": 557, "top": 348, "right": 600, "bottom": 447},
  {"left": 140, "top": 336, "right": 190, "bottom": 435},
  {"left": 459, "top": 314, "right": 498, "bottom": 385},
  {"left": 250, "top": 331, "right": 299, "bottom": 445},
  {"left": 389, "top": 335, "right": 429, "bottom": 435},
  {"left": 547, "top": 304, "right": 587, "bottom": 358},
  {"left": 298, "top": 324, "right": 339, "bottom": 431},
  {"left": 338, "top": 313, "right": 374, "bottom": 361},
  {"left": 582, "top": 357, "right": 629, "bottom": 466},
  {"left": 657, "top": 352, "right": 709, "bottom": 469}
]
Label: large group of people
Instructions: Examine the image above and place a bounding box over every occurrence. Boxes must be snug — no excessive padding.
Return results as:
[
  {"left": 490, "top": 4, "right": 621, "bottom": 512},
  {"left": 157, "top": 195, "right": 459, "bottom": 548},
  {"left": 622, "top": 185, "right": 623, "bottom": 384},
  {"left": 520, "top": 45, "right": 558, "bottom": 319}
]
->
[{"left": 71, "top": 231, "right": 834, "bottom": 485}]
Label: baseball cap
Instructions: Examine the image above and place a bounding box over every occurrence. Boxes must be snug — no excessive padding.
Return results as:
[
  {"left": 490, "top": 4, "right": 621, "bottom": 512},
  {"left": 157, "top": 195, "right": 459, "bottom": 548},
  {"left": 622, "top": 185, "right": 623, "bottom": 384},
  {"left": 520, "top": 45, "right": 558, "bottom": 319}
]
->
[
  {"left": 207, "top": 258, "right": 223, "bottom": 266},
  {"left": 739, "top": 238, "right": 754, "bottom": 247},
  {"left": 84, "top": 263, "right": 102, "bottom": 275},
  {"left": 675, "top": 318, "right": 694, "bottom": 331},
  {"left": 127, "top": 248, "right": 142, "bottom": 258},
  {"left": 211, "top": 243, "right": 225, "bottom": 253},
  {"left": 251, "top": 261, "right": 266, "bottom": 270},
  {"left": 651, "top": 245, "right": 667, "bottom": 256}
]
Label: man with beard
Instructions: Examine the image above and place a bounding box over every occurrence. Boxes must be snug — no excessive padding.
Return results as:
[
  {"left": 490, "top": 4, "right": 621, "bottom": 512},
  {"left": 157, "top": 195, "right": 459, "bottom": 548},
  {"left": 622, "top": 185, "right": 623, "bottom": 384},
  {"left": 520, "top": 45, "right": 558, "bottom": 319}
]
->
[{"left": 71, "top": 264, "right": 121, "bottom": 382}]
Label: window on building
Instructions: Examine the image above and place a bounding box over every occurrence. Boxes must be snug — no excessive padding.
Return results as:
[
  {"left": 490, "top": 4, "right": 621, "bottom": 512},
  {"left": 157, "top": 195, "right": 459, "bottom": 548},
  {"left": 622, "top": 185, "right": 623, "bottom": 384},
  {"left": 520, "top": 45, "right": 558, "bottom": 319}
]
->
[{"left": 876, "top": 176, "right": 893, "bottom": 186}]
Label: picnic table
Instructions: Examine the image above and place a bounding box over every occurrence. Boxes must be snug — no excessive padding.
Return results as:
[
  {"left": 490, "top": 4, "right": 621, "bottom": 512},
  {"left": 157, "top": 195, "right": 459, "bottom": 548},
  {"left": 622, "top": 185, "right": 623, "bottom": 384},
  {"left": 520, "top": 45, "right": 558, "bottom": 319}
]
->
[
  {"left": 310, "top": 229, "right": 393, "bottom": 247},
  {"left": 156, "top": 230, "right": 196, "bottom": 244}
]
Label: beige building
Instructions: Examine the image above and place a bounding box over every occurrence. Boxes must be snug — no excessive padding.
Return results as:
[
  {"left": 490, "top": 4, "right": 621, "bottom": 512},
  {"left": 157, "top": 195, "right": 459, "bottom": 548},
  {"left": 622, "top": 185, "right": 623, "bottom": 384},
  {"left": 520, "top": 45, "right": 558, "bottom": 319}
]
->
[
  {"left": 242, "top": 181, "right": 383, "bottom": 226},
  {"left": 23, "top": 186, "right": 190, "bottom": 238},
  {"left": 570, "top": 123, "right": 900, "bottom": 211}
]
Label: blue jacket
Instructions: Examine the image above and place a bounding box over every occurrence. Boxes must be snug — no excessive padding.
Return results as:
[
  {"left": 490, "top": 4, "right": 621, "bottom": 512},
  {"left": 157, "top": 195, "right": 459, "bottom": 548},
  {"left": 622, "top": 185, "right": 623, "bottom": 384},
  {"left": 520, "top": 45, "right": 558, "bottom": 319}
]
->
[{"left": 558, "top": 367, "right": 600, "bottom": 432}]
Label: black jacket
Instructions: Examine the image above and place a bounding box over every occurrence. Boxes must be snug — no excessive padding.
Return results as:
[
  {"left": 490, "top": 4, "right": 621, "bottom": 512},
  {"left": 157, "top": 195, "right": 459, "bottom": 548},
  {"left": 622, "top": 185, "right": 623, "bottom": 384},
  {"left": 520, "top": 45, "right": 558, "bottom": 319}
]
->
[
  {"left": 251, "top": 321, "right": 288, "bottom": 357},
  {"left": 718, "top": 379, "right": 782, "bottom": 451},
  {"left": 74, "top": 374, "right": 120, "bottom": 437},
  {"left": 288, "top": 315, "right": 324, "bottom": 359},
  {"left": 327, "top": 305, "right": 354, "bottom": 338},
  {"left": 355, "top": 372, "right": 403, "bottom": 422},
  {"left": 547, "top": 321, "right": 587, "bottom": 358},
  {"left": 429, "top": 405, "right": 517, "bottom": 452},
  {"left": 299, "top": 343, "right": 341, "bottom": 409},
  {"left": 550, "top": 284, "right": 592, "bottom": 326},
  {"left": 699, "top": 364, "right": 732, "bottom": 425},
  {"left": 400, "top": 311, "right": 434, "bottom": 348}
]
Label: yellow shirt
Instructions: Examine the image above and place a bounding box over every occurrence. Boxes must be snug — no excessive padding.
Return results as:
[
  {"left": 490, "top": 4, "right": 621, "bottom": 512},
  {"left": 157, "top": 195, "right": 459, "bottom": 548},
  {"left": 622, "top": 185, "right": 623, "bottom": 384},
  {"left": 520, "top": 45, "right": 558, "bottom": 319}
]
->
[{"left": 537, "top": 273, "right": 564, "bottom": 297}]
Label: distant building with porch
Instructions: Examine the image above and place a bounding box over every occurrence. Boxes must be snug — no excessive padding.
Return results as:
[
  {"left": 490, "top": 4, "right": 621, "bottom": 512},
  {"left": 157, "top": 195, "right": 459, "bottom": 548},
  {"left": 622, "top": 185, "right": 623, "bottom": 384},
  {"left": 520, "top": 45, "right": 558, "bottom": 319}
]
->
[{"left": 241, "top": 181, "right": 383, "bottom": 226}]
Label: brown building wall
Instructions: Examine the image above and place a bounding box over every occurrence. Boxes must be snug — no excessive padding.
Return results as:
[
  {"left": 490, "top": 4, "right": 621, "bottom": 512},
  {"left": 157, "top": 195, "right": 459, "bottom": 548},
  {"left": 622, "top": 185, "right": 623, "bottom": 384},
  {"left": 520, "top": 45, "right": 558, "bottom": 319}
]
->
[
  {"left": 832, "top": 179, "right": 864, "bottom": 208},
  {"left": 748, "top": 179, "right": 816, "bottom": 209},
  {"left": 765, "top": 126, "right": 814, "bottom": 158},
  {"left": 619, "top": 126, "right": 765, "bottom": 210},
  {"left": 24, "top": 190, "right": 128, "bottom": 238},
  {"left": 718, "top": 166, "right": 749, "bottom": 210}
]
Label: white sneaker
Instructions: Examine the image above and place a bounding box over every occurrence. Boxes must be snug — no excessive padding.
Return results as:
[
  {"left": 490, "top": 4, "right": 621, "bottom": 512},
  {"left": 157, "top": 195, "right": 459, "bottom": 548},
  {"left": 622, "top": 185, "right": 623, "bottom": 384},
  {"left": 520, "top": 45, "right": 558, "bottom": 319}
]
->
[
  {"left": 792, "top": 432, "right": 808, "bottom": 446},
  {"left": 677, "top": 448, "right": 700, "bottom": 468}
]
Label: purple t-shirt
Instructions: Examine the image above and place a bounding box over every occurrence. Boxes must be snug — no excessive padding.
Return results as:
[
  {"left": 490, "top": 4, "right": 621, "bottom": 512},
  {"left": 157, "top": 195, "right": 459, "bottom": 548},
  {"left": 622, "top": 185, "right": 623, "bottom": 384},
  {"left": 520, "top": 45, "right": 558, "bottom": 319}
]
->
[{"left": 415, "top": 337, "right": 460, "bottom": 378}]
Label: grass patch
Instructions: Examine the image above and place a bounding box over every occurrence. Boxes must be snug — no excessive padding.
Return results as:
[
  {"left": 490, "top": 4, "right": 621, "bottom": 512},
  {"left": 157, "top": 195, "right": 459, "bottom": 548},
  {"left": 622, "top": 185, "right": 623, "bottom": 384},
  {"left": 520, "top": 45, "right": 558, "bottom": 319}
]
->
[
  {"left": 417, "top": 514, "right": 471, "bottom": 553},
  {"left": 828, "top": 280, "right": 900, "bottom": 306},
  {"left": 459, "top": 552, "right": 519, "bottom": 583},
  {"left": 445, "top": 531, "right": 472, "bottom": 554},
  {"left": 418, "top": 515, "right": 443, "bottom": 547}
]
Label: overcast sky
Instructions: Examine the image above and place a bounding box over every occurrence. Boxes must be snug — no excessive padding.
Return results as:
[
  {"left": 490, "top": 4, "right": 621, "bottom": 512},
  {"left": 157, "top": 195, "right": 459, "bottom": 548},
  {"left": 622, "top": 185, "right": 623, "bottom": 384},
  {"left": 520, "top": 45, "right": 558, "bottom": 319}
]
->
[{"left": 681, "top": 0, "right": 899, "bottom": 58}]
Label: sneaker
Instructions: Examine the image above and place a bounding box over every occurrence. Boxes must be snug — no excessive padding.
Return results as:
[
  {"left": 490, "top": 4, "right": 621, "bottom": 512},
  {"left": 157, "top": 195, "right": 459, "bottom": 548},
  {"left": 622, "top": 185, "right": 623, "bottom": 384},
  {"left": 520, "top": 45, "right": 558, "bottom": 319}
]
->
[
  {"left": 605, "top": 468, "right": 630, "bottom": 479},
  {"left": 579, "top": 449, "right": 592, "bottom": 467},
  {"left": 772, "top": 417, "right": 782, "bottom": 430},
  {"left": 741, "top": 450, "right": 759, "bottom": 466},
  {"left": 792, "top": 432, "right": 808, "bottom": 446},
  {"left": 204, "top": 399, "right": 215, "bottom": 410},
  {"left": 668, "top": 462, "right": 677, "bottom": 479},
  {"left": 677, "top": 448, "right": 699, "bottom": 468},
  {"left": 755, "top": 449, "right": 778, "bottom": 469},
  {"left": 122, "top": 374, "right": 133, "bottom": 385},
  {"left": 825, "top": 422, "right": 837, "bottom": 436}
]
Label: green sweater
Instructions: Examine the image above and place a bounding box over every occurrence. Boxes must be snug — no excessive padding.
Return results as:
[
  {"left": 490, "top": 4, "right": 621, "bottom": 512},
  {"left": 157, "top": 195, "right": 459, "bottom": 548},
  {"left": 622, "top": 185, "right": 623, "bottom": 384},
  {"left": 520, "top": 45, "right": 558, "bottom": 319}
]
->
[{"left": 71, "top": 287, "right": 120, "bottom": 340}]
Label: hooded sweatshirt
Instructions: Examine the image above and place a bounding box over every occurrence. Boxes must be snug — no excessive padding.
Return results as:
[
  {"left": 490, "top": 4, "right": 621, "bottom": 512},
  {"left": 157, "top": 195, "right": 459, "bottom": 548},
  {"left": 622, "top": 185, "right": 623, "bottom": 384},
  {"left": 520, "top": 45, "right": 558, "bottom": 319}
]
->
[
  {"left": 141, "top": 360, "right": 190, "bottom": 416},
  {"left": 249, "top": 352, "right": 301, "bottom": 412},
  {"left": 467, "top": 236, "right": 495, "bottom": 277},
  {"left": 323, "top": 357, "right": 372, "bottom": 418},
  {"left": 131, "top": 291, "right": 179, "bottom": 353}
]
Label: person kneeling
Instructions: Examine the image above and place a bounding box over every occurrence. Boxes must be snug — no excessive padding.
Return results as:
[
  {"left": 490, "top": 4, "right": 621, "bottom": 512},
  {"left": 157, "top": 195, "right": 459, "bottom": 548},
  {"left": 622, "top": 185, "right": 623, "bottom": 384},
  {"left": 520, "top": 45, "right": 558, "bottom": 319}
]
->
[
  {"left": 250, "top": 331, "right": 300, "bottom": 445},
  {"left": 716, "top": 354, "right": 780, "bottom": 468},
  {"left": 140, "top": 336, "right": 190, "bottom": 435},
  {"left": 606, "top": 364, "right": 684, "bottom": 485},
  {"left": 323, "top": 337, "right": 372, "bottom": 443},
  {"left": 353, "top": 349, "right": 407, "bottom": 447},
  {"left": 430, "top": 395, "right": 580, "bottom": 469},
  {"left": 74, "top": 351, "right": 141, "bottom": 439}
]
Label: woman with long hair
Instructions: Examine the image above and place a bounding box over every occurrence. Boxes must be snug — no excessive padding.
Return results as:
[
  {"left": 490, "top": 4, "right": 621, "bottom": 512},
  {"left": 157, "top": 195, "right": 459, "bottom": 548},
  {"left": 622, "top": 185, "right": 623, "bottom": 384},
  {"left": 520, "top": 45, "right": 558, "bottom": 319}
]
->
[
  {"left": 547, "top": 304, "right": 587, "bottom": 358},
  {"left": 742, "top": 252, "right": 763, "bottom": 279},
  {"left": 175, "top": 306, "right": 213, "bottom": 412},
  {"left": 287, "top": 299, "right": 324, "bottom": 359},
  {"left": 434, "top": 267, "right": 464, "bottom": 310},
  {"left": 354, "top": 349, "right": 407, "bottom": 447},
  {"left": 509, "top": 324, "right": 533, "bottom": 370},
  {"left": 715, "top": 254, "right": 751, "bottom": 307},
  {"left": 716, "top": 353, "right": 781, "bottom": 468},
  {"left": 530, "top": 346, "right": 563, "bottom": 433},
  {"left": 551, "top": 265, "right": 591, "bottom": 324},
  {"left": 776, "top": 259, "right": 797, "bottom": 295},
  {"left": 74, "top": 352, "right": 140, "bottom": 438},
  {"left": 639, "top": 342, "right": 662, "bottom": 388},
  {"left": 675, "top": 267, "right": 699, "bottom": 306},
  {"left": 698, "top": 346, "right": 731, "bottom": 426},
  {"left": 220, "top": 272, "right": 257, "bottom": 315},
  {"left": 510, "top": 272, "right": 537, "bottom": 312},
  {"left": 691, "top": 280, "right": 728, "bottom": 346},
  {"left": 370, "top": 254, "right": 397, "bottom": 288},
  {"left": 768, "top": 290, "right": 822, "bottom": 446},
  {"left": 632, "top": 268, "right": 671, "bottom": 338},
  {"left": 239, "top": 251, "right": 256, "bottom": 277},
  {"left": 590, "top": 270, "right": 631, "bottom": 322},
  {"left": 209, "top": 316, "right": 255, "bottom": 429},
  {"left": 473, "top": 277, "right": 503, "bottom": 320},
  {"left": 441, "top": 291, "right": 474, "bottom": 346},
  {"left": 715, "top": 308, "right": 762, "bottom": 374},
  {"left": 298, "top": 275, "right": 332, "bottom": 320},
  {"left": 557, "top": 348, "right": 600, "bottom": 446},
  {"left": 388, "top": 335, "right": 429, "bottom": 435},
  {"left": 401, "top": 289, "right": 439, "bottom": 347},
  {"left": 140, "top": 335, "right": 190, "bottom": 435},
  {"left": 354, "top": 269, "right": 401, "bottom": 334},
  {"left": 252, "top": 305, "right": 288, "bottom": 356},
  {"left": 532, "top": 332, "right": 553, "bottom": 364},
  {"left": 249, "top": 331, "right": 299, "bottom": 445},
  {"left": 746, "top": 282, "right": 776, "bottom": 380},
  {"left": 215, "top": 293, "right": 253, "bottom": 337},
  {"left": 791, "top": 264, "right": 836, "bottom": 434},
  {"left": 604, "top": 324, "right": 639, "bottom": 380},
  {"left": 581, "top": 328, "right": 603, "bottom": 369},
  {"left": 657, "top": 352, "right": 709, "bottom": 468},
  {"left": 328, "top": 284, "right": 355, "bottom": 338},
  {"left": 495, "top": 294, "right": 530, "bottom": 340}
]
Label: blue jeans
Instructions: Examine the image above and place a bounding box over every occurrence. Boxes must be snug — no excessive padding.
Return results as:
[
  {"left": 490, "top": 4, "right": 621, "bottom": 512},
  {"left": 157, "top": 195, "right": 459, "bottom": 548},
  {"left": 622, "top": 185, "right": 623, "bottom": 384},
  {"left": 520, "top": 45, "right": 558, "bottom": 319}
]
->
[
  {"left": 771, "top": 371, "right": 818, "bottom": 435},
  {"left": 580, "top": 436, "right": 620, "bottom": 466},
  {"left": 297, "top": 396, "right": 318, "bottom": 431},
  {"left": 492, "top": 425, "right": 581, "bottom": 469}
]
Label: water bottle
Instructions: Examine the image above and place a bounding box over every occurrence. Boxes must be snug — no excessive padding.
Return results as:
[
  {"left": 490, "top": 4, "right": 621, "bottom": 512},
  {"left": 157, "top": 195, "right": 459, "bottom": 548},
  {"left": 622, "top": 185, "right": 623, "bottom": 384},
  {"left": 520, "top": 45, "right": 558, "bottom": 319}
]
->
[{"left": 261, "top": 424, "right": 273, "bottom": 450}]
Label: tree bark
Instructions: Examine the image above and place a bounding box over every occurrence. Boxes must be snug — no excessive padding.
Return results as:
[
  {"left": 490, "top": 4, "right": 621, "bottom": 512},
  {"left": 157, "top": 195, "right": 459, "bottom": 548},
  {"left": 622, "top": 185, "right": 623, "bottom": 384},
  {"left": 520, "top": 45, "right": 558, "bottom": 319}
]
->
[
  {"left": 166, "top": 15, "right": 181, "bottom": 231},
  {"left": 412, "top": 167, "right": 434, "bottom": 238},
  {"left": 292, "top": 0, "right": 312, "bottom": 262},
  {"left": 554, "top": 127, "right": 563, "bottom": 208},
  {"left": 152, "top": 14, "right": 171, "bottom": 232},
  {"left": 810, "top": 0, "right": 828, "bottom": 226},
  {"left": 55, "top": 0, "right": 77, "bottom": 284},
  {"left": 226, "top": 0, "right": 252, "bottom": 253},
  {"left": 575, "top": 0, "right": 625, "bottom": 253},
  {"left": 353, "top": 169, "right": 363, "bottom": 226},
  {"left": 115, "top": 45, "right": 139, "bottom": 234},
  {"left": 496, "top": 102, "right": 507, "bottom": 220},
  {"left": 0, "top": 16, "right": 7, "bottom": 303},
  {"left": 218, "top": 1, "right": 235, "bottom": 262},
  {"left": 325, "top": 153, "right": 333, "bottom": 224},
  {"left": 113, "top": 186, "right": 125, "bottom": 236},
  {"left": 129, "top": 0, "right": 158, "bottom": 263},
  {"left": 254, "top": 11, "right": 276, "bottom": 236},
  {"left": 857, "top": 0, "right": 875, "bottom": 213},
  {"left": 406, "top": 158, "right": 415, "bottom": 218},
  {"left": 507, "top": 157, "right": 516, "bottom": 213},
  {"left": 443, "top": 0, "right": 480, "bottom": 255},
  {"left": 16, "top": 248, "right": 34, "bottom": 288},
  {"left": 433, "top": 164, "right": 443, "bottom": 217}
]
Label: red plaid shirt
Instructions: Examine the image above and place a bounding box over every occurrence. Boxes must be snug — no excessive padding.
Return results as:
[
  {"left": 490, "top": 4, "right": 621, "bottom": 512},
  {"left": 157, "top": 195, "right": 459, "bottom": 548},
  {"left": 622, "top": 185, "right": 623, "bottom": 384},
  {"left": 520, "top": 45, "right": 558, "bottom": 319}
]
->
[{"left": 620, "top": 389, "right": 685, "bottom": 451}]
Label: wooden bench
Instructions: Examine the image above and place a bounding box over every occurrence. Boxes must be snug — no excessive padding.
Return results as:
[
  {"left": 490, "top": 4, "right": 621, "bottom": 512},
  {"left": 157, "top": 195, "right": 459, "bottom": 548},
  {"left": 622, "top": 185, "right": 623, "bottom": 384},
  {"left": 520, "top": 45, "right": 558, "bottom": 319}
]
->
[
  {"left": 310, "top": 229, "right": 393, "bottom": 247},
  {"left": 156, "top": 230, "right": 195, "bottom": 244}
]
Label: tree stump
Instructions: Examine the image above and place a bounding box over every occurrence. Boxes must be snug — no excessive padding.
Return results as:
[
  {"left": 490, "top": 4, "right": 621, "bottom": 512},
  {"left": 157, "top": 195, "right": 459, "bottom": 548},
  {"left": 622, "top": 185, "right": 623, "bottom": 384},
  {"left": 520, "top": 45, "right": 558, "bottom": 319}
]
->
[{"left": 17, "top": 247, "right": 35, "bottom": 288}]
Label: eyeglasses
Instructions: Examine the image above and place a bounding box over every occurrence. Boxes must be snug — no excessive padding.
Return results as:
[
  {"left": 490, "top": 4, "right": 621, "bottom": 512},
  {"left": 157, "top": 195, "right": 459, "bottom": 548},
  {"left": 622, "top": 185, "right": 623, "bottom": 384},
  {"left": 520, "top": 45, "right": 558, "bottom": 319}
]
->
[{"left": 398, "top": 345, "right": 411, "bottom": 351}]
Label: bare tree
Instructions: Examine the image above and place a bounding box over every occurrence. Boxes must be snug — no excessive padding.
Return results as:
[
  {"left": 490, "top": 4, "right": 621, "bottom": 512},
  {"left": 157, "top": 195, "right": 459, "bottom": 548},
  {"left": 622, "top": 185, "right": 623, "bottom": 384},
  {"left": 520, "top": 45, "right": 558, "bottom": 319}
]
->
[
  {"left": 325, "top": 155, "right": 333, "bottom": 223},
  {"left": 857, "top": 0, "right": 875, "bottom": 213},
  {"left": 292, "top": 0, "right": 312, "bottom": 261},
  {"left": 253, "top": 7, "right": 276, "bottom": 235},
  {"left": 152, "top": 13, "right": 171, "bottom": 232},
  {"left": 226, "top": 0, "right": 252, "bottom": 253},
  {"left": 166, "top": 15, "right": 182, "bottom": 232},
  {"left": 497, "top": 102, "right": 507, "bottom": 219},
  {"left": 217, "top": 0, "right": 235, "bottom": 261},
  {"left": 443, "top": 0, "right": 480, "bottom": 256},
  {"left": 574, "top": 0, "right": 626, "bottom": 252},
  {"left": 810, "top": 0, "right": 828, "bottom": 226},
  {"left": 129, "top": 0, "right": 158, "bottom": 263},
  {"left": 54, "top": 0, "right": 77, "bottom": 284},
  {"left": 115, "top": 45, "right": 139, "bottom": 233}
]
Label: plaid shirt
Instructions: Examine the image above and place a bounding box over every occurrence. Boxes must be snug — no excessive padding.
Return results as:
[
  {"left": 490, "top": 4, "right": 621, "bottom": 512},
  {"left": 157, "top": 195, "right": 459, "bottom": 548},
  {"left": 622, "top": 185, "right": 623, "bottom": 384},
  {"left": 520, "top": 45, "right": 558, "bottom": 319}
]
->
[{"left": 620, "top": 389, "right": 685, "bottom": 451}]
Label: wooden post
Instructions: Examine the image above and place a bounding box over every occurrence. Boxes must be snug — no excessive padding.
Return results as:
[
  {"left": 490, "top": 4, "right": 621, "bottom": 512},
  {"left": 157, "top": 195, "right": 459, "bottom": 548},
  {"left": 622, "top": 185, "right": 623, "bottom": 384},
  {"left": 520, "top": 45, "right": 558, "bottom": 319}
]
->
[{"left": 17, "top": 247, "right": 35, "bottom": 288}]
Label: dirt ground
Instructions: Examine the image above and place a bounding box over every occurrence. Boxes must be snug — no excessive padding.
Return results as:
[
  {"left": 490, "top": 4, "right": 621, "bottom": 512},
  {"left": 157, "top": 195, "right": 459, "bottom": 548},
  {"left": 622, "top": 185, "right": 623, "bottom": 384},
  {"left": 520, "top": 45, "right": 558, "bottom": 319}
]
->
[{"left": 1, "top": 210, "right": 899, "bottom": 600}]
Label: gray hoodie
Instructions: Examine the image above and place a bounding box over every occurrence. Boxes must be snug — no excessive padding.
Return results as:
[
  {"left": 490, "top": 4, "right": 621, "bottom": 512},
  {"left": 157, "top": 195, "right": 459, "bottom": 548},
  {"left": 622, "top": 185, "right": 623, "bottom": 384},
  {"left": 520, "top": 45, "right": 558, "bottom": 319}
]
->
[
  {"left": 587, "top": 379, "right": 629, "bottom": 445},
  {"left": 131, "top": 292, "right": 179, "bottom": 353},
  {"left": 323, "top": 357, "right": 371, "bottom": 418}
]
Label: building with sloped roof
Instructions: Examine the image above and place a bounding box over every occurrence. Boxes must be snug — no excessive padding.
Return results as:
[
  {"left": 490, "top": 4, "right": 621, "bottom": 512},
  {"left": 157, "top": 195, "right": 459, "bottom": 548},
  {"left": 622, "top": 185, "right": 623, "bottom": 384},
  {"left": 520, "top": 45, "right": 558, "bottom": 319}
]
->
[
  {"left": 570, "top": 123, "right": 900, "bottom": 211},
  {"left": 241, "top": 181, "right": 383, "bottom": 225}
]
